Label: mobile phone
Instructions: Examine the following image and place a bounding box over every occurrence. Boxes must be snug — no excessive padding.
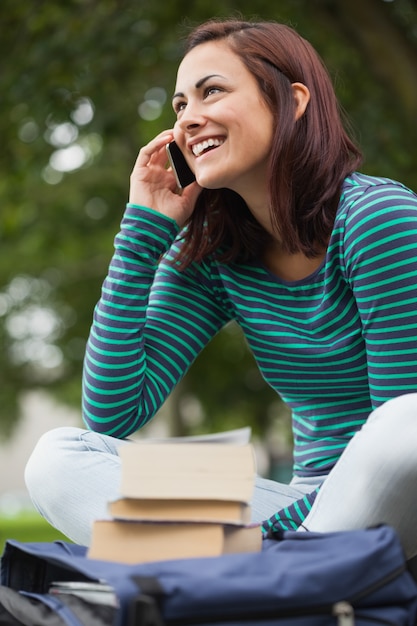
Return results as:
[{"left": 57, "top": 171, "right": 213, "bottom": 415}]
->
[{"left": 166, "top": 141, "right": 196, "bottom": 189}]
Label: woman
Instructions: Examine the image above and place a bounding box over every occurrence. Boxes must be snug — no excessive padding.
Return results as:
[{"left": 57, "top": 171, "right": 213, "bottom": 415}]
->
[{"left": 25, "top": 19, "right": 417, "bottom": 554}]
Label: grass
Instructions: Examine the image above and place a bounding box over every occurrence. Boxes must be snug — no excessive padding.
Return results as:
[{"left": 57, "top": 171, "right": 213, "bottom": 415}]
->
[{"left": 0, "top": 511, "right": 70, "bottom": 557}]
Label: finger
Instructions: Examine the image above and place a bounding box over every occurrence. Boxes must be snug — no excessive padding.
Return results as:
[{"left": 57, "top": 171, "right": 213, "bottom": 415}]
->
[{"left": 135, "top": 131, "right": 174, "bottom": 168}]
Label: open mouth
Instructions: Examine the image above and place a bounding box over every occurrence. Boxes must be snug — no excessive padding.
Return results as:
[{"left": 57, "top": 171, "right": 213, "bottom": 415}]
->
[{"left": 192, "top": 137, "right": 225, "bottom": 157}]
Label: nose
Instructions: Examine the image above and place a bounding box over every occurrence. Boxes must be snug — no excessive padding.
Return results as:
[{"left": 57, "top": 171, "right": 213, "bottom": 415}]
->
[{"left": 176, "top": 102, "right": 206, "bottom": 134}]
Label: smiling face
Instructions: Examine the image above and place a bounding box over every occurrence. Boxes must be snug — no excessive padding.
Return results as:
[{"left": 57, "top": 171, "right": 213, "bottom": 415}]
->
[{"left": 172, "top": 40, "right": 274, "bottom": 206}]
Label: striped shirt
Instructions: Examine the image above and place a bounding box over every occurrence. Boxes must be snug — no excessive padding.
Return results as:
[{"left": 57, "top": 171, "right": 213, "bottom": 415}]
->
[{"left": 83, "top": 172, "right": 417, "bottom": 529}]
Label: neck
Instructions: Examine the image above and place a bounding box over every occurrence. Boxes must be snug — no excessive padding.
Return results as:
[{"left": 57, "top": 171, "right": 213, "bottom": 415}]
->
[
  {"left": 230, "top": 171, "right": 273, "bottom": 232},
  {"left": 242, "top": 194, "right": 275, "bottom": 237},
  {"left": 263, "top": 242, "right": 326, "bottom": 281}
]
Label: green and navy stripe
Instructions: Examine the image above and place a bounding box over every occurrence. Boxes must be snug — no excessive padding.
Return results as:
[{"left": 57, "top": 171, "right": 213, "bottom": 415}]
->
[{"left": 83, "top": 172, "right": 417, "bottom": 529}]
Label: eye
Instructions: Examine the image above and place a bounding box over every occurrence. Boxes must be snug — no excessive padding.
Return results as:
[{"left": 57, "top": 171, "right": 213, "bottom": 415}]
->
[
  {"left": 204, "top": 86, "right": 223, "bottom": 98},
  {"left": 173, "top": 100, "right": 187, "bottom": 115}
]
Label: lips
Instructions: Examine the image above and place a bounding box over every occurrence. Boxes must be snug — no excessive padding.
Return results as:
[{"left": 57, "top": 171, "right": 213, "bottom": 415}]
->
[{"left": 191, "top": 137, "right": 225, "bottom": 157}]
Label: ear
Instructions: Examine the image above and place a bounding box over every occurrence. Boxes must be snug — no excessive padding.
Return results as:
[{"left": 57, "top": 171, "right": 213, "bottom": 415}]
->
[{"left": 292, "top": 82, "right": 310, "bottom": 120}]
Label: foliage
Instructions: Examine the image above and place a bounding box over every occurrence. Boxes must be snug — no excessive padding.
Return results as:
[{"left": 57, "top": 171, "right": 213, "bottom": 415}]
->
[{"left": 1, "top": 0, "right": 417, "bottom": 437}]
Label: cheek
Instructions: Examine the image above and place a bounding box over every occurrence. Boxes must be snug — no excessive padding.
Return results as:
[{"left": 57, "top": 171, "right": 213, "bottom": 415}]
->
[
  {"left": 244, "top": 122, "right": 273, "bottom": 155},
  {"left": 172, "top": 123, "right": 186, "bottom": 149},
  {"left": 255, "top": 119, "right": 274, "bottom": 155}
]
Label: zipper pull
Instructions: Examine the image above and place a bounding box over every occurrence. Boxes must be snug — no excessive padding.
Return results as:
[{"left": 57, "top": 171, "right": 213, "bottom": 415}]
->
[{"left": 333, "top": 601, "right": 355, "bottom": 626}]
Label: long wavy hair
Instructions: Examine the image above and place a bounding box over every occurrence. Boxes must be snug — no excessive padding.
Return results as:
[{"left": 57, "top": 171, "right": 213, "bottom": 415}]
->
[{"left": 174, "top": 19, "right": 362, "bottom": 268}]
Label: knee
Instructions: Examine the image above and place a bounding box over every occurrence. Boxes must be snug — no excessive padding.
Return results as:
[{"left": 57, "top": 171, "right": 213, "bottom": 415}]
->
[
  {"left": 368, "top": 393, "right": 417, "bottom": 432},
  {"left": 363, "top": 394, "right": 417, "bottom": 477},
  {"left": 24, "top": 427, "right": 84, "bottom": 502}
]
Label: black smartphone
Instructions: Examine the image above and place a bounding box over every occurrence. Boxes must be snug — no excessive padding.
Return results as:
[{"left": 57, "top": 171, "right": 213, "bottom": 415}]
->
[{"left": 166, "top": 141, "right": 196, "bottom": 189}]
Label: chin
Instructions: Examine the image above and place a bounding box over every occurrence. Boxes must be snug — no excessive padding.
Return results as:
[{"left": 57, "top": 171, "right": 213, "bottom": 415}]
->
[{"left": 195, "top": 174, "right": 227, "bottom": 190}]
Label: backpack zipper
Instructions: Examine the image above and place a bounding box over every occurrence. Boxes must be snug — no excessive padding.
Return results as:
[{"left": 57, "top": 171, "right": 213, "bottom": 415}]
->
[{"left": 333, "top": 601, "right": 354, "bottom": 626}]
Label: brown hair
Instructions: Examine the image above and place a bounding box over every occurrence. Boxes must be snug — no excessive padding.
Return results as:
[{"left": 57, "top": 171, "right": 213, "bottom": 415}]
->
[{"left": 174, "top": 19, "right": 362, "bottom": 268}]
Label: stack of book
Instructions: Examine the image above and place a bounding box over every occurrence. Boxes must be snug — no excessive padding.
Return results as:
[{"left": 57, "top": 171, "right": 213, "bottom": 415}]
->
[{"left": 88, "top": 429, "right": 261, "bottom": 564}]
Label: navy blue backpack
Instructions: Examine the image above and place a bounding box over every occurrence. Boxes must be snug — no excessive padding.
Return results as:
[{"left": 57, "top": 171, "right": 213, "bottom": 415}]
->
[{"left": 1, "top": 525, "right": 417, "bottom": 625}]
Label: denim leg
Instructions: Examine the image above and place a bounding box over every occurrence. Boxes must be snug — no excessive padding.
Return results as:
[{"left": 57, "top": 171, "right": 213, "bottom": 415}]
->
[
  {"left": 302, "top": 393, "right": 417, "bottom": 558},
  {"left": 251, "top": 474, "right": 325, "bottom": 523},
  {"left": 25, "top": 427, "right": 128, "bottom": 546},
  {"left": 25, "top": 395, "right": 417, "bottom": 556},
  {"left": 25, "top": 426, "right": 318, "bottom": 546}
]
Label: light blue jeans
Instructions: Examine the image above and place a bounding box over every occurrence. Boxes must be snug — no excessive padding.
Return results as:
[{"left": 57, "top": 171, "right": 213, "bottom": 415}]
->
[{"left": 24, "top": 393, "right": 417, "bottom": 558}]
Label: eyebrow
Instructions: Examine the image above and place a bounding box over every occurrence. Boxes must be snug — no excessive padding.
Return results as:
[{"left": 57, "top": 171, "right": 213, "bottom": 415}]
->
[{"left": 172, "top": 74, "right": 226, "bottom": 101}]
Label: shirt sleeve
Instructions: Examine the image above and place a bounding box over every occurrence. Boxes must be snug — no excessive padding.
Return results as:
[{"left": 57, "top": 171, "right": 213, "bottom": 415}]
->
[
  {"left": 262, "top": 179, "right": 417, "bottom": 533},
  {"left": 341, "top": 180, "right": 417, "bottom": 408},
  {"left": 261, "top": 488, "right": 320, "bottom": 534},
  {"left": 82, "top": 204, "right": 231, "bottom": 438}
]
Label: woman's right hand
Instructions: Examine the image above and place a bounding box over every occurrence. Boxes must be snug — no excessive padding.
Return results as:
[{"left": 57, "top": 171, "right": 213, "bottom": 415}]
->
[{"left": 129, "top": 130, "right": 202, "bottom": 227}]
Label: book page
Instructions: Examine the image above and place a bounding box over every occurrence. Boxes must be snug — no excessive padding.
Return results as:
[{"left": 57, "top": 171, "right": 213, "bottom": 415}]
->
[{"left": 137, "top": 426, "right": 251, "bottom": 445}]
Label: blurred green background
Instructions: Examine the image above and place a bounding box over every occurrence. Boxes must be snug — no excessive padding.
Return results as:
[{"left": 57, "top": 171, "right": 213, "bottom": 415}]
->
[
  {"left": 1, "top": 0, "right": 417, "bottom": 547},
  {"left": 1, "top": 513, "right": 68, "bottom": 555}
]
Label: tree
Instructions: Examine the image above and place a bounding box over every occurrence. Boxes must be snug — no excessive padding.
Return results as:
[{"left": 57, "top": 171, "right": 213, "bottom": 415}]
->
[{"left": 1, "top": 0, "right": 417, "bottom": 441}]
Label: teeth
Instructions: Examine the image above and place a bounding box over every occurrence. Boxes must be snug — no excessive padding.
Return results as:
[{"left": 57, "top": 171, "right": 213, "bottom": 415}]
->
[{"left": 192, "top": 137, "right": 224, "bottom": 157}]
